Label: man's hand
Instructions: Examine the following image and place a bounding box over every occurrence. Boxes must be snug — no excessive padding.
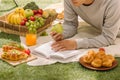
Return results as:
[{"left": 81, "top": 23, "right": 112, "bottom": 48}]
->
[
  {"left": 51, "top": 39, "right": 77, "bottom": 52},
  {"left": 50, "top": 31, "right": 63, "bottom": 41}
]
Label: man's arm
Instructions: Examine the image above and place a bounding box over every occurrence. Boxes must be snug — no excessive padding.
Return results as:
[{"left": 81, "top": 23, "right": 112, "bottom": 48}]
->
[
  {"left": 63, "top": 0, "right": 78, "bottom": 39},
  {"left": 76, "top": 1, "right": 120, "bottom": 49}
]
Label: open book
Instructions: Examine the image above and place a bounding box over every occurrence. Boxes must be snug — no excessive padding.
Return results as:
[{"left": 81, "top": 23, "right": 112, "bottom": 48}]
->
[{"left": 33, "top": 41, "right": 80, "bottom": 59}]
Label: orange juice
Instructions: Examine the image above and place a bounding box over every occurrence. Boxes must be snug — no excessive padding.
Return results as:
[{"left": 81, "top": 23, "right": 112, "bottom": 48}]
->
[{"left": 26, "top": 33, "right": 37, "bottom": 46}]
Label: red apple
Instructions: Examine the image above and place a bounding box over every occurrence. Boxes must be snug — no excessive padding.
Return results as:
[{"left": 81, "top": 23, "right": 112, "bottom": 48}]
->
[
  {"left": 29, "top": 16, "right": 35, "bottom": 21},
  {"left": 23, "top": 18, "right": 28, "bottom": 22},
  {"left": 20, "top": 20, "right": 26, "bottom": 26},
  {"left": 34, "top": 14, "right": 42, "bottom": 18},
  {"left": 38, "top": 9, "right": 43, "bottom": 15},
  {"left": 33, "top": 10, "right": 38, "bottom": 15}
]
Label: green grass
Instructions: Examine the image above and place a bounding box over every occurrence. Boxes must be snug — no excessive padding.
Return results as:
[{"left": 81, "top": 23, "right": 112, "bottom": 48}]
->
[{"left": 0, "top": 58, "right": 120, "bottom": 80}]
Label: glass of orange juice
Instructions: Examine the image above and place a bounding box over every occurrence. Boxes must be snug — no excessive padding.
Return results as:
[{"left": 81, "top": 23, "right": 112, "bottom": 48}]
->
[{"left": 26, "top": 33, "right": 37, "bottom": 46}]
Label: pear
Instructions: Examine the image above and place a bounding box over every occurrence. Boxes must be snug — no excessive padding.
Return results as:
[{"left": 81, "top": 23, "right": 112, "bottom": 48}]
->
[
  {"left": 51, "top": 23, "right": 63, "bottom": 34},
  {"left": 42, "top": 10, "right": 49, "bottom": 18}
]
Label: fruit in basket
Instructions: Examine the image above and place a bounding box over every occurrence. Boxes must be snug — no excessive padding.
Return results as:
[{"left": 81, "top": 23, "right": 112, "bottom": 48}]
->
[
  {"left": 37, "top": 9, "right": 43, "bottom": 15},
  {"left": 47, "top": 9, "right": 57, "bottom": 16},
  {"left": 6, "top": 7, "right": 26, "bottom": 25},
  {"left": 7, "top": 12, "right": 25, "bottom": 25},
  {"left": 24, "top": 17, "right": 45, "bottom": 34},
  {"left": 29, "top": 16, "right": 35, "bottom": 21},
  {"left": 24, "top": 9, "right": 34, "bottom": 18},
  {"left": 33, "top": 10, "right": 38, "bottom": 15},
  {"left": 15, "top": 7, "right": 25, "bottom": 17},
  {"left": 42, "top": 10, "right": 49, "bottom": 18},
  {"left": 51, "top": 23, "right": 63, "bottom": 34}
]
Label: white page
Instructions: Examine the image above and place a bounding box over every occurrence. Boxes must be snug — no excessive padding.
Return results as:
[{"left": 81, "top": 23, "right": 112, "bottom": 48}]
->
[
  {"left": 50, "top": 50, "right": 80, "bottom": 59},
  {"left": 34, "top": 41, "right": 55, "bottom": 58},
  {"left": 34, "top": 41, "right": 80, "bottom": 59}
]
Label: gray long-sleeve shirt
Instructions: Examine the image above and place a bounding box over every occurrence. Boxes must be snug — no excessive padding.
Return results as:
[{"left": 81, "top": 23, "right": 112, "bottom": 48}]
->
[{"left": 63, "top": 0, "right": 120, "bottom": 49}]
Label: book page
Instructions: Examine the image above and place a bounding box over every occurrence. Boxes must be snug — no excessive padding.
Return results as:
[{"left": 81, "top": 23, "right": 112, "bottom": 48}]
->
[
  {"left": 50, "top": 50, "right": 80, "bottom": 59},
  {"left": 34, "top": 41, "right": 80, "bottom": 59},
  {"left": 34, "top": 41, "right": 55, "bottom": 58}
]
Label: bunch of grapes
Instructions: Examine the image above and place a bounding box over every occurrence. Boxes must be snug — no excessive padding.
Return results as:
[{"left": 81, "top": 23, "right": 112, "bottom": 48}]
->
[{"left": 21, "top": 16, "right": 45, "bottom": 34}]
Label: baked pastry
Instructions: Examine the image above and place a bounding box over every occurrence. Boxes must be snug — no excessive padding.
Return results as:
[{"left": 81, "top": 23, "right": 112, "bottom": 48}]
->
[
  {"left": 95, "top": 50, "right": 106, "bottom": 59},
  {"left": 102, "top": 59, "right": 113, "bottom": 67},
  {"left": 106, "top": 54, "right": 115, "bottom": 62},
  {"left": 83, "top": 55, "right": 94, "bottom": 64},
  {"left": 81, "top": 48, "right": 115, "bottom": 68},
  {"left": 57, "top": 11, "right": 64, "bottom": 19},
  {"left": 87, "top": 50, "right": 96, "bottom": 58},
  {"left": 1, "top": 42, "right": 31, "bottom": 61},
  {"left": 2, "top": 42, "right": 25, "bottom": 52},
  {"left": 1, "top": 49, "right": 29, "bottom": 61},
  {"left": 82, "top": 50, "right": 95, "bottom": 64},
  {"left": 91, "top": 58, "right": 102, "bottom": 68}
]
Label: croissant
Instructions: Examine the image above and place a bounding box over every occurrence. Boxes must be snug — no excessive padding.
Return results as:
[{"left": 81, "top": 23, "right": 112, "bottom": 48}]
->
[
  {"left": 82, "top": 50, "right": 96, "bottom": 64},
  {"left": 83, "top": 55, "right": 94, "bottom": 64},
  {"left": 106, "top": 54, "right": 115, "bottom": 62},
  {"left": 102, "top": 59, "right": 113, "bottom": 67},
  {"left": 91, "top": 58, "right": 102, "bottom": 68},
  {"left": 95, "top": 50, "right": 106, "bottom": 59},
  {"left": 87, "top": 50, "right": 96, "bottom": 58},
  {"left": 81, "top": 49, "right": 116, "bottom": 68}
]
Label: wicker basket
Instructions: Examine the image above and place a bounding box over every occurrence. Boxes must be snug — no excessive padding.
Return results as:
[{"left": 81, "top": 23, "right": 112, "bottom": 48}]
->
[{"left": 0, "top": 12, "right": 57, "bottom": 36}]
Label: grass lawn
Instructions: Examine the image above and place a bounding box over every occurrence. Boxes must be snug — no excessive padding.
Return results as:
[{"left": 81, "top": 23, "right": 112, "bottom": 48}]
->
[{"left": 0, "top": 0, "right": 120, "bottom": 80}]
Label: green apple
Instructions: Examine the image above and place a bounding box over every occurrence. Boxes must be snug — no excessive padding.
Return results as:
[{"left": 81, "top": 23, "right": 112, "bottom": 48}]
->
[
  {"left": 24, "top": 9, "right": 34, "bottom": 18},
  {"left": 51, "top": 23, "right": 63, "bottom": 34}
]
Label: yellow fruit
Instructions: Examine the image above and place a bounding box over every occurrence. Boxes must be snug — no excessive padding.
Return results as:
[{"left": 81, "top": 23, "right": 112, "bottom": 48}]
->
[
  {"left": 13, "top": 14, "right": 18, "bottom": 25},
  {"left": 15, "top": 7, "right": 25, "bottom": 17},
  {"left": 6, "top": 12, "right": 25, "bottom": 25},
  {"left": 16, "top": 13, "right": 24, "bottom": 25},
  {"left": 10, "top": 14, "right": 16, "bottom": 24},
  {"left": 6, "top": 12, "right": 15, "bottom": 23}
]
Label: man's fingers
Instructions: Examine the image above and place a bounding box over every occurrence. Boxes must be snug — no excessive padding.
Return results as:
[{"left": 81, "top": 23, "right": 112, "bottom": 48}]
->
[
  {"left": 58, "top": 48, "right": 67, "bottom": 51},
  {"left": 52, "top": 45, "right": 65, "bottom": 52},
  {"left": 50, "top": 31, "right": 57, "bottom": 36},
  {"left": 53, "top": 34, "right": 62, "bottom": 41}
]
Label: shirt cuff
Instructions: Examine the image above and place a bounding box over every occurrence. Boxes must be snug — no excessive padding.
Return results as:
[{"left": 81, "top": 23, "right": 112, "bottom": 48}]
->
[{"left": 75, "top": 38, "right": 89, "bottom": 49}]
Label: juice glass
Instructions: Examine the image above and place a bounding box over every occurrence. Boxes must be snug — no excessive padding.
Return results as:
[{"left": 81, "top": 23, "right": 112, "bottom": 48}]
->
[{"left": 26, "top": 33, "right": 37, "bottom": 46}]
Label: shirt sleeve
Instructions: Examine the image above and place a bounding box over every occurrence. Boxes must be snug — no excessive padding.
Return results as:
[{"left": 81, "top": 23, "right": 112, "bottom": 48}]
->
[
  {"left": 76, "top": 1, "right": 120, "bottom": 49},
  {"left": 62, "top": 0, "right": 78, "bottom": 39}
]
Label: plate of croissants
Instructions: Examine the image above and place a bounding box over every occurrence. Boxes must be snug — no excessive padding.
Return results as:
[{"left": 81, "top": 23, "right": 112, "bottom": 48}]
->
[
  {"left": 0, "top": 42, "right": 37, "bottom": 66},
  {"left": 79, "top": 48, "right": 118, "bottom": 71}
]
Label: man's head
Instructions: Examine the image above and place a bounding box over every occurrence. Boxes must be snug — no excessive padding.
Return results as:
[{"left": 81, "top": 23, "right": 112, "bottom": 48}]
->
[{"left": 71, "top": 0, "right": 94, "bottom": 6}]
